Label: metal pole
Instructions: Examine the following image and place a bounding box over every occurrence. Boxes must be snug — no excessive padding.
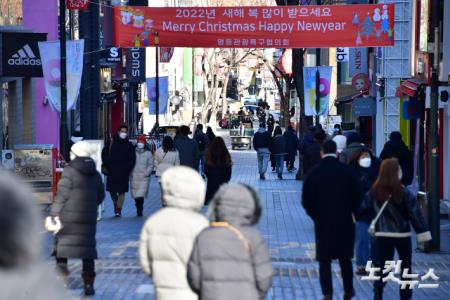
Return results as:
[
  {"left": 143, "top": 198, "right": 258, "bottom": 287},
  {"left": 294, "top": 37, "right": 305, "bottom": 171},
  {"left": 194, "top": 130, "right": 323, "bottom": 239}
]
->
[
  {"left": 428, "top": 0, "right": 441, "bottom": 251},
  {"left": 59, "top": 0, "right": 69, "bottom": 161},
  {"left": 315, "top": 0, "right": 321, "bottom": 126},
  {"left": 155, "top": 33, "right": 160, "bottom": 131}
]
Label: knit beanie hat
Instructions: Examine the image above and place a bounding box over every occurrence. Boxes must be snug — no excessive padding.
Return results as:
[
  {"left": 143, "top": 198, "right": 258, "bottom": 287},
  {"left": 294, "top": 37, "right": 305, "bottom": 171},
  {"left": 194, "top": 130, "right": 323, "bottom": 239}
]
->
[
  {"left": 137, "top": 135, "right": 147, "bottom": 144},
  {"left": 71, "top": 141, "right": 96, "bottom": 158}
]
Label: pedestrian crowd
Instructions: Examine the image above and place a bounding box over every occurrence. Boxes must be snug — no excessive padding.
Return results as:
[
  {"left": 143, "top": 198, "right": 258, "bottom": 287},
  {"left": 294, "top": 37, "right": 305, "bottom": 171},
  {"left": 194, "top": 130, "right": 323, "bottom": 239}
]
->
[{"left": 0, "top": 120, "right": 433, "bottom": 300}]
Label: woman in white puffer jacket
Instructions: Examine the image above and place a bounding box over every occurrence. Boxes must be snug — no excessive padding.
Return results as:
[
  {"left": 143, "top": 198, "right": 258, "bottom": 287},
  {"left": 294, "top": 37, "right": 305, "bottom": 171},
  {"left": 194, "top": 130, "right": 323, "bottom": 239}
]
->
[
  {"left": 154, "top": 136, "right": 180, "bottom": 178},
  {"left": 139, "top": 166, "right": 208, "bottom": 300}
]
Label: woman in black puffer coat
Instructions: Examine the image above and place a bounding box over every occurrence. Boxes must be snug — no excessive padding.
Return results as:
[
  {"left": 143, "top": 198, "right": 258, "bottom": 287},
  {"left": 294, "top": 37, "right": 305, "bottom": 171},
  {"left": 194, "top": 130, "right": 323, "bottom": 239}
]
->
[{"left": 50, "top": 141, "right": 105, "bottom": 296}]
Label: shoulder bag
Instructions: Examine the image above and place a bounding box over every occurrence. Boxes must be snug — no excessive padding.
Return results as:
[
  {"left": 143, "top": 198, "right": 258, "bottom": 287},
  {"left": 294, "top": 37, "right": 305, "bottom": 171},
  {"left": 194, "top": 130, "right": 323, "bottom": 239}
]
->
[{"left": 368, "top": 198, "right": 389, "bottom": 237}]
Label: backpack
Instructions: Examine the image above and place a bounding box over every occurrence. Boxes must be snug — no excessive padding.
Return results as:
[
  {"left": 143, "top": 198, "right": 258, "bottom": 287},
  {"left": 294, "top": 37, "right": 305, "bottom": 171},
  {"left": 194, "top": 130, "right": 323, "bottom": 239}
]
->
[{"left": 196, "top": 133, "right": 207, "bottom": 152}]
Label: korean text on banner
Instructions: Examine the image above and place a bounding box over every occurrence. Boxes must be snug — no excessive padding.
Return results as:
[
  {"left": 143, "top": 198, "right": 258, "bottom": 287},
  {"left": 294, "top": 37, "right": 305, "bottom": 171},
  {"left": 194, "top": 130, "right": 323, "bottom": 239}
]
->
[
  {"left": 38, "top": 40, "right": 84, "bottom": 112},
  {"left": 113, "top": 4, "right": 395, "bottom": 48},
  {"left": 147, "top": 76, "right": 169, "bottom": 115},
  {"left": 304, "top": 66, "right": 332, "bottom": 116}
]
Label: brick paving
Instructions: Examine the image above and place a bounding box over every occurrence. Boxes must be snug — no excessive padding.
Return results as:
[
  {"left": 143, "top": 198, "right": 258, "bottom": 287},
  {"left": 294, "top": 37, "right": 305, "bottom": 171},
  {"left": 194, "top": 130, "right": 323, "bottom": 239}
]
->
[{"left": 44, "top": 131, "right": 450, "bottom": 300}]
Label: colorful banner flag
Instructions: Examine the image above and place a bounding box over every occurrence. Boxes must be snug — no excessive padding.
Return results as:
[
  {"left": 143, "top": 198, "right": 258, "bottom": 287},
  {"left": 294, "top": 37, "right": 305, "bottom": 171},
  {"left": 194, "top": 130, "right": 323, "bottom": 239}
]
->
[
  {"left": 349, "top": 48, "right": 368, "bottom": 76},
  {"left": 303, "top": 66, "right": 332, "bottom": 116},
  {"left": 38, "top": 40, "right": 84, "bottom": 112},
  {"left": 112, "top": 4, "right": 395, "bottom": 48},
  {"left": 147, "top": 76, "right": 169, "bottom": 115}
]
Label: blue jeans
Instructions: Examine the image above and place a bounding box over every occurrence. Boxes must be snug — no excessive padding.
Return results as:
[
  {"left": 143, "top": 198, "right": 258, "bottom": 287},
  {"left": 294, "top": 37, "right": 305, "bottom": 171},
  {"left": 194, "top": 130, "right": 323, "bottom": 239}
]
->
[
  {"left": 355, "top": 221, "right": 371, "bottom": 267},
  {"left": 257, "top": 148, "right": 270, "bottom": 175},
  {"left": 199, "top": 153, "right": 205, "bottom": 174},
  {"left": 275, "top": 155, "right": 284, "bottom": 174}
]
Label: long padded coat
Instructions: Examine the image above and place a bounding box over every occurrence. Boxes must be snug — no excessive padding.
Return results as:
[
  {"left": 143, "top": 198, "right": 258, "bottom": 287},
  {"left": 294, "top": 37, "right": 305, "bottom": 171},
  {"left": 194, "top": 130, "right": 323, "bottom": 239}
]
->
[
  {"left": 302, "top": 156, "right": 362, "bottom": 260},
  {"left": 130, "top": 149, "right": 153, "bottom": 198},
  {"left": 50, "top": 157, "right": 105, "bottom": 259},
  {"left": 102, "top": 136, "right": 136, "bottom": 193},
  {"left": 187, "top": 184, "right": 273, "bottom": 300}
]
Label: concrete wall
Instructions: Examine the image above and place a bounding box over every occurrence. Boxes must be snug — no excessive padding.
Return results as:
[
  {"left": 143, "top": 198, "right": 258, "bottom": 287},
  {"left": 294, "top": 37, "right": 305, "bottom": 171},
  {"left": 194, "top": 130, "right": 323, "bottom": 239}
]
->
[{"left": 23, "top": 0, "right": 59, "bottom": 147}]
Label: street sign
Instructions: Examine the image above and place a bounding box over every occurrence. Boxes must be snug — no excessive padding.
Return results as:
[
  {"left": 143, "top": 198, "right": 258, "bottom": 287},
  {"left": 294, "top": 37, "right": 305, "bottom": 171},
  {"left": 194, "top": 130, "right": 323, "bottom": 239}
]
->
[
  {"left": 336, "top": 47, "right": 349, "bottom": 62},
  {"left": 352, "top": 96, "right": 375, "bottom": 116},
  {"left": 100, "top": 47, "right": 122, "bottom": 65},
  {"left": 126, "top": 48, "right": 145, "bottom": 82}
]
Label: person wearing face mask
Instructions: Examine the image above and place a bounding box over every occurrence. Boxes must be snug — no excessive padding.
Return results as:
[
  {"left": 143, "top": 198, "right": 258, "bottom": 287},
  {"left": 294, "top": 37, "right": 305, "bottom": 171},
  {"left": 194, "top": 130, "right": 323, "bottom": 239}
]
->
[
  {"left": 130, "top": 135, "right": 154, "bottom": 217},
  {"left": 101, "top": 125, "right": 136, "bottom": 217},
  {"left": 349, "top": 149, "right": 380, "bottom": 276}
]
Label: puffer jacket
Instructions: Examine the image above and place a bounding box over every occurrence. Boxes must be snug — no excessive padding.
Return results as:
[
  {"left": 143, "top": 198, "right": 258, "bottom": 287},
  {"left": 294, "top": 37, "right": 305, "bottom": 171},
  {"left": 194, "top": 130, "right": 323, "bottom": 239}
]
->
[
  {"left": 154, "top": 147, "right": 180, "bottom": 177},
  {"left": 139, "top": 166, "right": 209, "bottom": 300},
  {"left": 358, "top": 188, "right": 431, "bottom": 241},
  {"left": 187, "top": 184, "right": 273, "bottom": 300},
  {"left": 130, "top": 149, "right": 153, "bottom": 198}
]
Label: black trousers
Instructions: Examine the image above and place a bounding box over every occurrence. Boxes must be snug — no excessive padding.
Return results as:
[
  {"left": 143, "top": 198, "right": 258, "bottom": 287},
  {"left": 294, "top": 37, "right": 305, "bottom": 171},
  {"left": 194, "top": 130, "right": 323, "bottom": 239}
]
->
[
  {"left": 56, "top": 257, "right": 95, "bottom": 277},
  {"left": 286, "top": 154, "right": 295, "bottom": 170},
  {"left": 374, "top": 237, "right": 412, "bottom": 300},
  {"left": 319, "top": 258, "right": 353, "bottom": 296}
]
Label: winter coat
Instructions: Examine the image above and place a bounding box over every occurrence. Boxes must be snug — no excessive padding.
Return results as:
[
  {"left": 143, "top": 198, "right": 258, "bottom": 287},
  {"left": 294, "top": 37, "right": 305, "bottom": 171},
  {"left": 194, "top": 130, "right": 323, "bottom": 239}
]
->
[
  {"left": 269, "top": 134, "right": 286, "bottom": 155},
  {"left": 154, "top": 148, "right": 180, "bottom": 177},
  {"left": 358, "top": 189, "right": 430, "bottom": 240},
  {"left": 339, "top": 142, "right": 365, "bottom": 164},
  {"left": 194, "top": 131, "right": 209, "bottom": 154},
  {"left": 302, "top": 143, "right": 322, "bottom": 175},
  {"left": 204, "top": 164, "right": 232, "bottom": 205},
  {"left": 380, "top": 140, "right": 414, "bottom": 186},
  {"left": 302, "top": 156, "right": 362, "bottom": 260},
  {"left": 130, "top": 149, "right": 153, "bottom": 198},
  {"left": 299, "top": 132, "right": 314, "bottom": 156},
  {"left": 253, "top": 128, "right": 270, "bottom": 150},
  {"left": 102, "top": 136, "right": 136, "bottom": 193},
  {"left": 283, "top": 129, "right": 299, "bottom": 157},
  {"left": 174, "top": 136, "right": 199, "bottom": 170},
  {"left": 139, "top": 166, "right": 208, "bottom": 300},
  {"left": 188, "top": 184, "right": 273, "bottom": 300},
  {"left": 51, "top": 157, "right": 105, "bottom": 259}
]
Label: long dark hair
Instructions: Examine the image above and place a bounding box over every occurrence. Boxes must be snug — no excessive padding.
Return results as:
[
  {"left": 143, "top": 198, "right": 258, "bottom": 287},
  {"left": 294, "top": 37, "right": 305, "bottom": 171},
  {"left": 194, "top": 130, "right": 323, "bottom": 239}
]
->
[
  {"left": 162, "top": 136, "right": 175, "bottom": 153},
  {"left": 205, "top": 137, "right": 232, "bottom": 167},
  {"left": 370, "top": 158, "right": 404, "bottom": 203}
]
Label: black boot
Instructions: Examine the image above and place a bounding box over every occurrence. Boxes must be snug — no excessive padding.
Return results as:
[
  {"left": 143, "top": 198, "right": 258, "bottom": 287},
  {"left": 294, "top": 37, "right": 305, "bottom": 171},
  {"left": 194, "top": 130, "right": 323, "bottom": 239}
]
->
[
  {"left": 135, "top": 198, "right": 144, "bottom": 217},
  {"left": 82, "top": 272, "right": 96, "bottom": 296}
]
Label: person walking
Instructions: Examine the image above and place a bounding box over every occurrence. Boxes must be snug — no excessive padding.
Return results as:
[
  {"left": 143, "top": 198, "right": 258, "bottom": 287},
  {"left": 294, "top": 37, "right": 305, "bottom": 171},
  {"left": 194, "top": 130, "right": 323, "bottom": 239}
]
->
[
  {"left": 139, "top": 166, "right": 208, "bottom": 300},
  {"left": 302, "top": 129, "right": 326, "bottom": 175},
  {"left": 187, "top": 183, "right": 273, "bottom": 300},
  {"left": 270, "top": 126, "right": 287, "bottom": 179},
  {"left": 204, "top": 137, "right": 232, "bottom": 205},
  {"left": 174, "top": 125, "right": 200, "bottom": 171},
  {"left": 50, "top": 141, "right": 105, "bottom": 296},
  {"left": 266, "top": 113, "right": 275, "bottom": 137},
  {"left": 283, "top": 125, "right": 299, "bottom": 172},
  {"left": 358, "top": 158, "right": 431, "bottom": 300},
  {"left": 130, "top": 135, "right": 154, "bottom": 217},
  {"left": 101, "top": 125, "right": 136, "bottom": 217},
  {"left": 194, "top": 124, "right": 210, "bottom": 176},
  {"left": 68, "top": 130, "right": 83, "bottom": 161},
  {"left": 379, "top": 131, "right": 414, "bottom": 186},
  {"left": 206, "top": 126, "right": 216, "bottom": 143},
  {"left": 348, "top": 148, "right": 380, "bottom": 275},
  {"left": 253, "top": 123, "right": 271, "bottom": 180},
  {"left": 302, "top": 140, "right": 362, "bottom": 300},
  {"left": 155, "top": 136, "right": 180, "bottom": 179},
  {"left": 339, "top": 132, "right": 364, "bottom": 164}
]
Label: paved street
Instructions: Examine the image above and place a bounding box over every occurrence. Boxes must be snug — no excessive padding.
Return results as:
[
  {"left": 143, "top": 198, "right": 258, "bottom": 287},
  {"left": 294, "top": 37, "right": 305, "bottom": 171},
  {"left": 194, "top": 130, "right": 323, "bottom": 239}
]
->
[{"left": 44, "top": 140, "right": 450, "bottom": 300}]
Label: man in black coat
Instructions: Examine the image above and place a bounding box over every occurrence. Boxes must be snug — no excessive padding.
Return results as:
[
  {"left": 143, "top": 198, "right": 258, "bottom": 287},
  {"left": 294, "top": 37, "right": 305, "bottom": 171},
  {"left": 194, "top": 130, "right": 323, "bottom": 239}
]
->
[
  {"left": 379, "top": 131, "right": 414, "bottom": 186},
  {"left": 102, "top": 125, "right": 136, "bottom": 217},
  {"left": 302, "top": 140, "right": 362, "bottom": 300},
  {"left": 174, "top": 125, "right": 200, "bottom": 171},
  {"left": 302, "top": 129, "right": 326, "bottom": 175},
  {"left": 253, "top": 123, "right": 271, "bottom": 180},
  {"left": 51, "top": 141, "right": 105, "bottom": 295},
  {"left": 283, "top": 125, "right": 299, "bottom": 171}
]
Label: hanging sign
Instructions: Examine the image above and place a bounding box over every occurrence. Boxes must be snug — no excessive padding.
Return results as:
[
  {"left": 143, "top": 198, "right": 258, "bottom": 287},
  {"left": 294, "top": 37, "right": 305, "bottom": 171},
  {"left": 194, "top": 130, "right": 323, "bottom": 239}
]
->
[
  {"left": 38, "top": 40, "right": 84, "bottom": 112},
  {"left": 67, "top": 0, "right": 89, "bottom": 10},
  {"left": 349, "top": 48, "right": 368, "bottom": 76},
  {"left": 126, "top": 48, "right": 146, "bottom": 82},
  {"left": 159, "top": 47, "right": 174, "bottom": 63},
  {"left": 113, "top": 4, "right": 395, "bottom": 48},
  {"left": 303, "top": 66, "right": 332, "bottom": 116},
  {"left": 336, "top": 47, "right": 349, "bottom": 62},
  {"left": 147, "top": 76, "right": 169, "bottom": 115}
]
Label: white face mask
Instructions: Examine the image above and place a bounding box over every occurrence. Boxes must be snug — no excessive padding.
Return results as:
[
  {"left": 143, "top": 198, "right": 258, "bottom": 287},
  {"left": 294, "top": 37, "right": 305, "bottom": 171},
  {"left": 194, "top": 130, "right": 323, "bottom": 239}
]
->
[
  {"left": 119, "top": 132, "right": 128, "bottom": 139},
  {"left": 137, "top": 143, "right": 145, "bottom": 149},
  {"left": 358, "top": 157, "right": 372, "bottom": 168}
]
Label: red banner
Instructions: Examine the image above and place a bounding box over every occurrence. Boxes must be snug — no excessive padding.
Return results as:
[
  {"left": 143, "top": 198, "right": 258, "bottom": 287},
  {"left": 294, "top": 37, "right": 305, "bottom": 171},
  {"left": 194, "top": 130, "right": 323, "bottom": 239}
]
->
[
  {"left": 67, "top": 0, "right": 89, "bottom": 10},
  {"left": 113, "top": 5, "right": 395, "bottom": 48}
]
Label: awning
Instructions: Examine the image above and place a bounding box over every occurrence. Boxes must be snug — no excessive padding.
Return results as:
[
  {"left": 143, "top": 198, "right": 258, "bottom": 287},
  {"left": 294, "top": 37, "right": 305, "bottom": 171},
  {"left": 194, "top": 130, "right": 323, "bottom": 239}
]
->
[
  {"left": 395, "top": 79, "right": 425, "bottom": 97},
  {"left": 335, "top": 88, "right": 369, "bottom": 105}
]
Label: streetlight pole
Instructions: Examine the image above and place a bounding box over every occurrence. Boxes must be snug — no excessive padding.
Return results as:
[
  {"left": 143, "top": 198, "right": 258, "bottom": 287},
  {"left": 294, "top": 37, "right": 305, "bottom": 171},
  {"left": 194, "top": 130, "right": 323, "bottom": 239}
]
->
[
  {"left": 59, "top": 0, "right": 68, "bottom": 161},
  {"left": 428, "top": 0, "right": 441, "bottom": 251},
  {"left": 154, "top": 32, "right": 160, "bottom": 134}
]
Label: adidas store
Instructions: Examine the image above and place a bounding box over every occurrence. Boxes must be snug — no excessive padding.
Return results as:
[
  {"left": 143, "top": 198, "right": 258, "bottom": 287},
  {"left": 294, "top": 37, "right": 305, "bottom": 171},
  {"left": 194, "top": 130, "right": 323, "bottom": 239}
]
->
[{"left": 0, "top": 31, "right": 46, "bottom": 148}]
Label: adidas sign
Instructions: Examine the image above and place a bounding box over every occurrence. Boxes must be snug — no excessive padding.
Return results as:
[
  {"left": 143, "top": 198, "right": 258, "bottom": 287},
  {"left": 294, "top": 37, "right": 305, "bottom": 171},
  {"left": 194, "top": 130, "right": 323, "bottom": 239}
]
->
[{"left": 7, "top": 44, "right": 41, "bottom": 66}]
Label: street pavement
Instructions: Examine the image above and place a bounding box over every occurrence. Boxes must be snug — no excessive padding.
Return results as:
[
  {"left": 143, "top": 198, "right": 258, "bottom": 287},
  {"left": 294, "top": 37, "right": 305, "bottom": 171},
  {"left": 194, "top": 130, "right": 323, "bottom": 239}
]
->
[{"left": 43, "top": 133, "right": 450, "bottom": 300}]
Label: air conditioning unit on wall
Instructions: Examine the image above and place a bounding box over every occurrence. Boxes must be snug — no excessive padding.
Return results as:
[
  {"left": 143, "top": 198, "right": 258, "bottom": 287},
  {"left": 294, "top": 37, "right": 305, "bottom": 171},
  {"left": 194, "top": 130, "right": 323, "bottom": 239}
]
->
[{"left": 1, "top": 150, "right": 15, "bottom": 171}]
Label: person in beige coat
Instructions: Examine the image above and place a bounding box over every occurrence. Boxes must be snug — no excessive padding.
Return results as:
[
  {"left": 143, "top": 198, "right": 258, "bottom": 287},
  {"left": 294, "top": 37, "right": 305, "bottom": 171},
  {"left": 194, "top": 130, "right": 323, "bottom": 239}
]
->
[
  {"left": 130, "top": 135, "right": 154, "bottom": 217},
  {"left": 154, "top": 136, "right": 180, "bottom": 178},
  {"left": 139, "top": 166, "right": 208, "bottom": 300}
]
